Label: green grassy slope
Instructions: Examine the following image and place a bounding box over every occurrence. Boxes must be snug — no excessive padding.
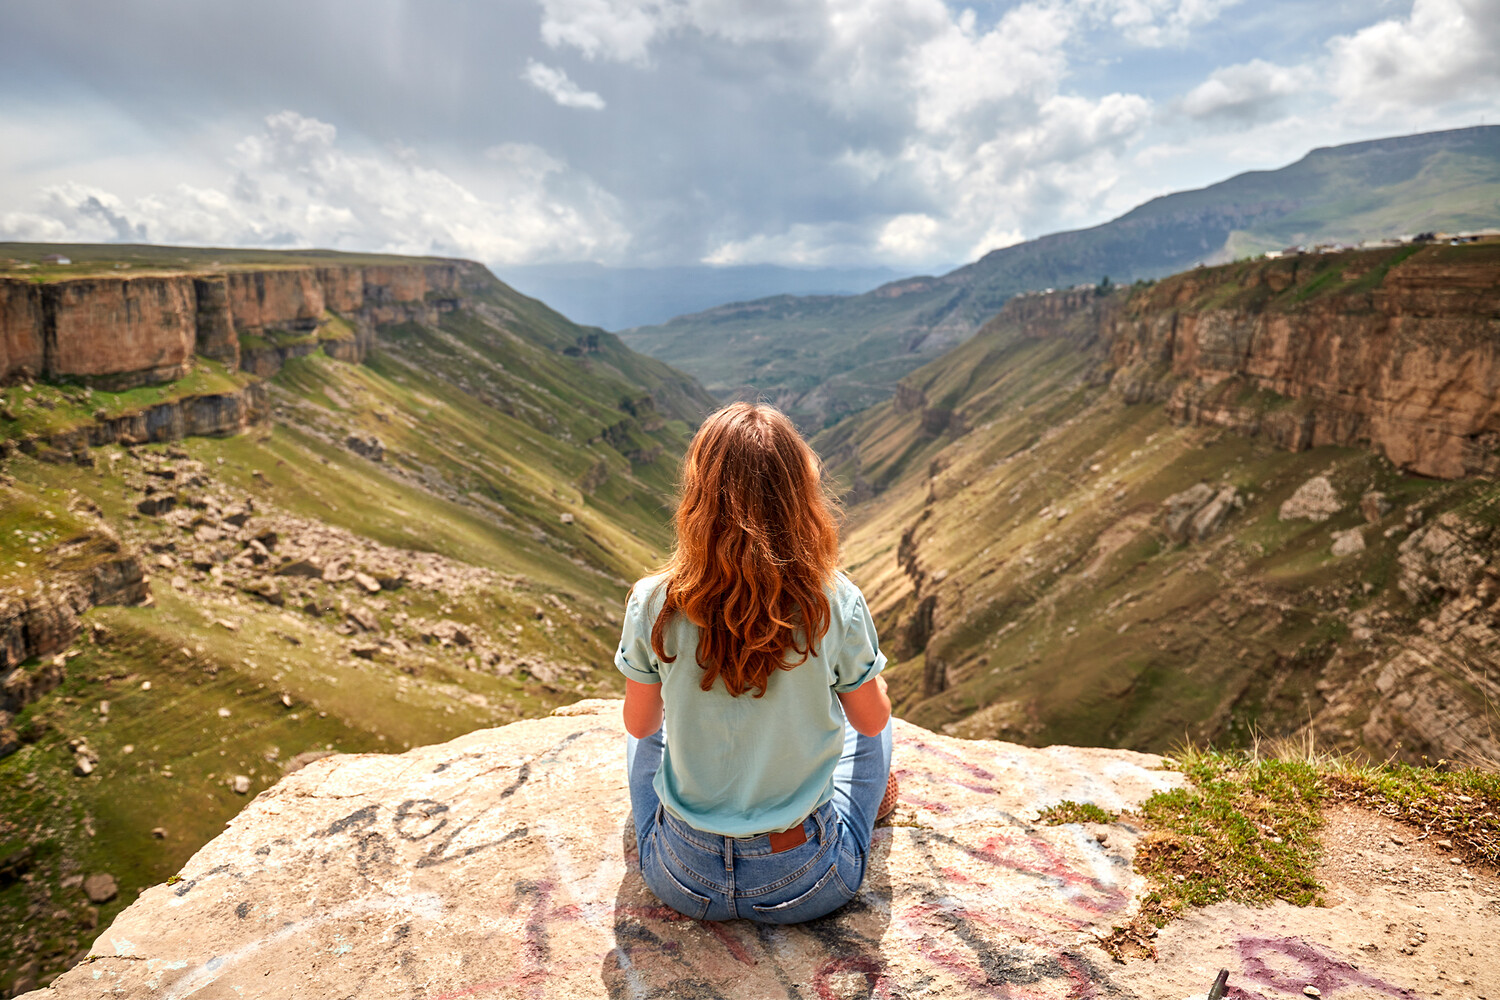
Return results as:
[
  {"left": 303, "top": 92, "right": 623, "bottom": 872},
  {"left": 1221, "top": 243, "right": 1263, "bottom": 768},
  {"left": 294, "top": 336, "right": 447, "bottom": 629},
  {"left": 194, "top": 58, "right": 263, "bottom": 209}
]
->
[
  {"left": 0, "top": 252, "right": 714, "bottom": 989},
  {"left": 624, "top": 125, "right": 1500, "bottom": 428}
]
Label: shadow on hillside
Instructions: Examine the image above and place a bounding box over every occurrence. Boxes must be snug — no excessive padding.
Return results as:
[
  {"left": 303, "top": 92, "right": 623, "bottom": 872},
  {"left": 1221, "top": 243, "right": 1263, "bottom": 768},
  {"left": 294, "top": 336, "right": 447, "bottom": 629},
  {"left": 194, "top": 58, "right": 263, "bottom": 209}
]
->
[{"left": 601, "top": 818, "right": 894, "bottom": 998}]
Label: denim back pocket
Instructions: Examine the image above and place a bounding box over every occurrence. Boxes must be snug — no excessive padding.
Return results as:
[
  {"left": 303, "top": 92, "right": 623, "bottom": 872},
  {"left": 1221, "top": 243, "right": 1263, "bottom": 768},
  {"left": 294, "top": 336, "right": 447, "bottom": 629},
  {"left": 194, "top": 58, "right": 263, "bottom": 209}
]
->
[
  {"left": 748, "top": 858, "right": 856, "bottom": 924},
  {"left": 642, "top": 833, "right": 712, "bottom": 920}
]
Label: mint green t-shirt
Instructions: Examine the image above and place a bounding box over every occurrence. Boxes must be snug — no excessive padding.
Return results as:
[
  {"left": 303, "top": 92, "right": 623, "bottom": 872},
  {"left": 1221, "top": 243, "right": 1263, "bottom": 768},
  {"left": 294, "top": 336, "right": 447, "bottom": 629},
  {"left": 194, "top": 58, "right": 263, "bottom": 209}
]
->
[{"left": 615, "top": 571, "right": 887, "bottom": 838}]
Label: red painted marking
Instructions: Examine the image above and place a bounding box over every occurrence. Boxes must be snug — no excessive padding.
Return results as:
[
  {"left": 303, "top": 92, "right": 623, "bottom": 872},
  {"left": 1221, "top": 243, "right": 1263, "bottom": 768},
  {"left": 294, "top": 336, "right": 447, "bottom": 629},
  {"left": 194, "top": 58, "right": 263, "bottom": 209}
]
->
[
  {"left": 906, "top": 737, "right": 999, "bottom": 781},
  {"left": 899, "top": 792, "right": 953, "bottom": 813},
  {"left": 706, "top": 922, "right": 757, "bottom": 965},
  {"left": 1237, "top": 936, "right": 1415, "bottom": 998},
  {"left": 814, "top": 955, "right": 886, "bottom": 1000}
]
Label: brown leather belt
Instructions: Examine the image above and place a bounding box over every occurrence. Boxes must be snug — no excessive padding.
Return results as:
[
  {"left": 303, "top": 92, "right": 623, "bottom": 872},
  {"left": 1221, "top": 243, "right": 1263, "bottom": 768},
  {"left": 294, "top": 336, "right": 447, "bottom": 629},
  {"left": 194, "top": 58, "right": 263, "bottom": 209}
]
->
[{"left": 767, "top": 822, "right": 808, "bottom": 853}]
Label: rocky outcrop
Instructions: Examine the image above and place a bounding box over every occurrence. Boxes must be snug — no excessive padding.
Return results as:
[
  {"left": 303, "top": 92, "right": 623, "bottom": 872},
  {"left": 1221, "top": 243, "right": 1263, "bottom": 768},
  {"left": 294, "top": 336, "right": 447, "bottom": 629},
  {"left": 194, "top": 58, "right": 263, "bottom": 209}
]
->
[
  {"left": 1161, "top": 483, "right": 1241, "bottom": 542},
  {"left": 0, "top": 524, "right": 147, "bottom": 675},
  {"left": 1301, "top": 510, "right": 1500, "bottom": 763},
  {"left": 4, "top": 383, "right": 270, "bottom": 462},
  {"left": 1279, "top": 475, "right": 1344, "bottom": 522},
  {"left": 1104, "top": 245, "right": 1500, "bottom": 479},
  {"left": 32, "top": 700, "right": 1185, "bottom": 999},
  {"left": 998, "top": 286, "right": 1119, "bottom": 347},
  {"left": 0, "top": 261, "right": 466, "bottom": 386}
]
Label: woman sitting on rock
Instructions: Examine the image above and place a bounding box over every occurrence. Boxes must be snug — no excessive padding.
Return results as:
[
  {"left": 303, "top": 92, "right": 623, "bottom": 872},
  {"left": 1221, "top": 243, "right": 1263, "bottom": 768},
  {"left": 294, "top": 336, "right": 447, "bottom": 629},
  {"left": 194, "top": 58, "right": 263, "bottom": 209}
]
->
[{"left": 617, "top": 401, "right": 896, "bottom": 924}]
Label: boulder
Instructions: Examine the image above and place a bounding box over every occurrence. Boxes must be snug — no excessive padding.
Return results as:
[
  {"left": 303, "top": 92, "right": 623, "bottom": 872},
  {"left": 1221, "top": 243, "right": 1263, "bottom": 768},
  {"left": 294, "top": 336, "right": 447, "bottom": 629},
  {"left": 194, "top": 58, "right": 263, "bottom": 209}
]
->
[
  {"left": 47, "top": 702, "right": 1184, "bottom": 999},
  {"left": 136, "top": 495, "right": 176, "bottom": 517},
  {"left": 241, "top": 579, "right": 284, "bottom": 606},
  {"left": 374, "top": 571, "right": 406, "bottom": 591},
  {"left": 231, "top": 775, "right": 252, "bottom": 795},
  {"left": 82, "top": 873, "right": 117, "bottom": 904},
  {"left": 1279, "top": 476, "right": 1342, "bottom": 522},
  {"left": 1161, "top": 483, "right": 1215, "bottom": 540},
  {"left": 1161, "top": 483, "right": 1239, "bottom": 542},
  {"left": 1331, "top": 528, "right": 1366, "bottom": 557},
  {"left": 345, "top": 433, "right": 386, "bottom": 462},
  {"left": 353, "top": 571, "right": 382, "bottom": 594},
  {"left": 1360, "top": 490, "right": 1392, "bottom": 524},
  {"left": 277, "top": 558, "right": 324, "bottom": 578},
  {"left": 346, "top": 608, "right": 379, "bottom": 633},
  {"left": 1188, "top": 485, "right": 1240, "bottom": 542}
]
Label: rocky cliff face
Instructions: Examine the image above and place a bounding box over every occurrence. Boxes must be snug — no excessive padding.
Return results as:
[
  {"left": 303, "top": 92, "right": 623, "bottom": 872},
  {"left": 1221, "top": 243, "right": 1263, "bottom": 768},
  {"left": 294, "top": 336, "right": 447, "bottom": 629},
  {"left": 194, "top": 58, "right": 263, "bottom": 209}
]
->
[
  {"left": 1, "top": 383, "right": 270, "bottom": 466},
  {"left": 1105, "top": 244, "right": 1500, "bottom": 479},
  {"left": 0, "top": 261, "right": 466, "bottom": 388},
  {"left": 0, "top": 517, "right": 146, "bottom": 682}
]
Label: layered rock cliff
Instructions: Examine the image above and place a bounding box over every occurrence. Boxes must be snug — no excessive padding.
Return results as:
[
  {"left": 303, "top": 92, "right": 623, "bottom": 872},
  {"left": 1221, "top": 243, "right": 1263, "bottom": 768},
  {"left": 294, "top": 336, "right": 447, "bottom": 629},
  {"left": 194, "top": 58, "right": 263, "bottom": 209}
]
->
[
  {"left": 1103, "top": 242, "right": 1500, "bottom": 478},
  {"left": 0, "top": 261, "right": 464, "bottom": 389}
]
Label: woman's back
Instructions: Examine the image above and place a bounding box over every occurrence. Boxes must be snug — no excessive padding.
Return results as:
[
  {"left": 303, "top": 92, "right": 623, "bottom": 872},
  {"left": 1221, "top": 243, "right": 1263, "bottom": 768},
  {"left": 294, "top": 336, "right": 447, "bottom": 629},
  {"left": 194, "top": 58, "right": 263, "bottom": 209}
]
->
[{"left": 617, "top": 570, "right": 886, "bottom": 837}]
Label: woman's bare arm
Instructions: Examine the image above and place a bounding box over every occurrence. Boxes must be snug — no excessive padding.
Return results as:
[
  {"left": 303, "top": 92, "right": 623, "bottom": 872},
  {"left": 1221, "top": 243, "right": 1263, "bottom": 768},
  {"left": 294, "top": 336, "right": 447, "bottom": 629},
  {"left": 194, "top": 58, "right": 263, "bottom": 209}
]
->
[
  {"left": 838, "top": 674, "right": 890, "bottom": 737},
  {"left": 623, "top": 678, "right": 665, "bottom": 738}
]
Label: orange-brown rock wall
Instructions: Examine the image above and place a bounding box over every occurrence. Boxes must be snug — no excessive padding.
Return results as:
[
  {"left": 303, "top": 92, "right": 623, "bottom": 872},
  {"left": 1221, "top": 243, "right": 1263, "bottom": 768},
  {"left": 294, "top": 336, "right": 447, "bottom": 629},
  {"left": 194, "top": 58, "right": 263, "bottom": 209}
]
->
[
  {"left": 314, "top": 267, "right": 366, "bottom": 313},
  {"left": 225, "top": 270, "right": 325, "bottom": 331},
  {"left": 192, "top": 276, "right": 239, "bottom": 369},
  {"left": 1104, "top": 250, "right": 1500, "bottom": 478},
  {"left": 46, "top": 277, "right": 197, "bottom": 388},
  {"left": 0, "top": 281, "right": 44, "bottom": 381},
  {"left": 1, "top": 261, "right": 460, "bottom": 385}
]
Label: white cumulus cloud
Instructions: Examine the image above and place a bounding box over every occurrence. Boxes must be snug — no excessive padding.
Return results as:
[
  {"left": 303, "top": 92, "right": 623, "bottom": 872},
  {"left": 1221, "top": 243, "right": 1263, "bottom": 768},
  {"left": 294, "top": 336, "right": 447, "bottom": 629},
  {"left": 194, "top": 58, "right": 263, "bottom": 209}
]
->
[
  {"left": 1328, "top": 0, "right": 1500, "bottom": 114},
  {"left": 1177, "top": 59, "right": 1313, "bottom": 122},
  {"left": 0, "top": 111, "right": 628, "bottom": 265},
  {"left": 522, "top": 60, "right": 607, "bottom": 109}
]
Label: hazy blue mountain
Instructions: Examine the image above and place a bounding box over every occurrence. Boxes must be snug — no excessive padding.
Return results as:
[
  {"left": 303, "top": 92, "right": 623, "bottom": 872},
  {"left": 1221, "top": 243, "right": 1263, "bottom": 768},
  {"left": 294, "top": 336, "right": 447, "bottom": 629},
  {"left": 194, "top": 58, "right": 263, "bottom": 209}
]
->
[{"left": 493, "top": 262, "right": 908, "bottom": 330}]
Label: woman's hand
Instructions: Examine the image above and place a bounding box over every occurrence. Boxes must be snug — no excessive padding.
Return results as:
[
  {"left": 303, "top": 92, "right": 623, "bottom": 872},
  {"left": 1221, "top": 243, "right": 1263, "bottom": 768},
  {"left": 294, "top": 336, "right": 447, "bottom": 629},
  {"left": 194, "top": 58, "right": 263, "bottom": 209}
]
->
[
  {"left": 623, "top": 678, "right": 665, "bottom": 738},
  {"left": 838, "top": 673, "right": 891, "bottom": 737}
]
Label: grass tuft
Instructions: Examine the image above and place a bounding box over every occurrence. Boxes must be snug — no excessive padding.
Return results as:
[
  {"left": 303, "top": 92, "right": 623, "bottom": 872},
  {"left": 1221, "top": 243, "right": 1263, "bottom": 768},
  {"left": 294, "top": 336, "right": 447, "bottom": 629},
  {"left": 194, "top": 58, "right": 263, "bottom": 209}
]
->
[
  {"left": 1135, "top": 746, "right": 1324, "bottom": 917},
  {"left": 1036, "top": 800, "right": 1117, "bottom": 825}
]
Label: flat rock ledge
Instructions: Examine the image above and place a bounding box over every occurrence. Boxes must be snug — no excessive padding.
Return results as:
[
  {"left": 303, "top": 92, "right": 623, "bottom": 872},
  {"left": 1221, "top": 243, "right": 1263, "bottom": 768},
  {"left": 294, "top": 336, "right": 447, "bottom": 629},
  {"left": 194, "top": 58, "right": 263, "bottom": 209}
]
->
[{"left": 26, "top": 700, "right": 1179, "bottom": 998}]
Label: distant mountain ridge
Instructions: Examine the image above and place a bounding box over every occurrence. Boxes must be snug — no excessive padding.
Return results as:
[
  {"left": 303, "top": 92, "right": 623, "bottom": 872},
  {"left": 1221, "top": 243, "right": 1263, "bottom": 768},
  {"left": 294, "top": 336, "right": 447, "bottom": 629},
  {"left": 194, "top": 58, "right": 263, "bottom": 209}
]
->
[
  {"left": 621, "top": 125, "right": 1500, "bottom": 428},
  {"left": 495, "top": 262, "right": 908, "bottom": 330}
]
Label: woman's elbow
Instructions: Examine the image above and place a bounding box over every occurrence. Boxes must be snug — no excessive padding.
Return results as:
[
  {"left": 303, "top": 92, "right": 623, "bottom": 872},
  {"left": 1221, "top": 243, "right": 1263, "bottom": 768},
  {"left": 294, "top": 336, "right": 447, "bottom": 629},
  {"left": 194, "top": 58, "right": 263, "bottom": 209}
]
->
[
  {"left": 847, "top": 708, "right": 890, "bottom": 737},
  {"left": 625, "top": 715, "right": 662, "bottom": 739}
]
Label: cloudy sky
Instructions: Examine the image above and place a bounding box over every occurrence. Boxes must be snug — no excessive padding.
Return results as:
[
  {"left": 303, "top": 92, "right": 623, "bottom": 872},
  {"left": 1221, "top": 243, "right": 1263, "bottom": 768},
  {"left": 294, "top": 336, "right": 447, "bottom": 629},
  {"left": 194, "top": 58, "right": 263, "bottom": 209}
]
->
[{"left": 2, "top": 0, "right": 1497, "bottom": 275}]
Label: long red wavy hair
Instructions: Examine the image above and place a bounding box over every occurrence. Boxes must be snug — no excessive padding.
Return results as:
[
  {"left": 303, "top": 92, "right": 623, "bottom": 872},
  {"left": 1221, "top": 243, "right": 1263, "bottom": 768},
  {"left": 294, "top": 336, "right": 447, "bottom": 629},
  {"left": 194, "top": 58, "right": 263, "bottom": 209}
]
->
[{"left": 651, "top": 402, "right": 841, "bottom": 697}]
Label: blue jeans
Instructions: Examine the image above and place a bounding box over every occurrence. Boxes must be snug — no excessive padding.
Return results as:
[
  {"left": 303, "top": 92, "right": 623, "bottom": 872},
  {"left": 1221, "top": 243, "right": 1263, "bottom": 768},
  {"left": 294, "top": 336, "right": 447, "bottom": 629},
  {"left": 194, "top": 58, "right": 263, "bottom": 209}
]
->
[{"left": 626, "top": 719, "right": 893, "bottom": 924}]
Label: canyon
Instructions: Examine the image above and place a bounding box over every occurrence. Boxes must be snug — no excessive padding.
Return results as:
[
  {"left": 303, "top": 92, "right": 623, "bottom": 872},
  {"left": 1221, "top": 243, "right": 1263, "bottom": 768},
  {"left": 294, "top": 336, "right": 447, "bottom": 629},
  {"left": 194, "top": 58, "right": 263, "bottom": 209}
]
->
[{"left": 6, "top": 237, "right": 1500, "bottom": 996}]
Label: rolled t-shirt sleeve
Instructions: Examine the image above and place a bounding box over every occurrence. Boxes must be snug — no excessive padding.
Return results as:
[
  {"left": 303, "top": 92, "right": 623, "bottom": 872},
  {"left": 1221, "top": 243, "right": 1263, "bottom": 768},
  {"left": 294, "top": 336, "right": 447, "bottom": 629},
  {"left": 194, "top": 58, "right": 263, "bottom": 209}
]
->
[
  {"left": 832, "top": 585, "right": 887, "bottom": 693},
  {"left": 614, "top": 586, "right": 660, "bottom": 685}
]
